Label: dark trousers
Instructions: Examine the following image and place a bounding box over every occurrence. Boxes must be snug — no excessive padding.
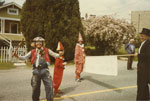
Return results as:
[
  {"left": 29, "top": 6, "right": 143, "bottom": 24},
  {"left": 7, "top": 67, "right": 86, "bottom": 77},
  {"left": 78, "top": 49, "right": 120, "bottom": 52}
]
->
[
  {"left": 31, "top": 68, "right": 54, "bottom": 101},
  {"left": 127, "top": 56, "right": 134, "bottom": 69},
  {"left": 136, "top": 69, "right": 150, "bottom": 101}
]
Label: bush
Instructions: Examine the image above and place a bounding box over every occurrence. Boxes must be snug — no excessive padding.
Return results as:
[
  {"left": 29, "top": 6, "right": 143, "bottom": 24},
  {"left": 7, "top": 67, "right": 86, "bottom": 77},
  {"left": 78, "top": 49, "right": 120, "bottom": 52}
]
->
[{"left": 82, "top": 16, "right": 136, "bottom": 55}]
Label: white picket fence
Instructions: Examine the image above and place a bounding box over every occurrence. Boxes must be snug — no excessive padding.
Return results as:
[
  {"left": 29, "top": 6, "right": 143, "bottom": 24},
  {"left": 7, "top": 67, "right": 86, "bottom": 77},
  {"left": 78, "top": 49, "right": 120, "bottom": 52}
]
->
[{"left": 0, "top": 46, "right": 27, "bottom": 63}]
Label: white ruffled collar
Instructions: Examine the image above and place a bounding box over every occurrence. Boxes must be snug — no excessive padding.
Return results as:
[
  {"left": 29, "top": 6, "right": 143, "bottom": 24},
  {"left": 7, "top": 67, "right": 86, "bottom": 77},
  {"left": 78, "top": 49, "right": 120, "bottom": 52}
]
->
[{"left": 77, "top": 43, "right": 84, "bottom": 47}]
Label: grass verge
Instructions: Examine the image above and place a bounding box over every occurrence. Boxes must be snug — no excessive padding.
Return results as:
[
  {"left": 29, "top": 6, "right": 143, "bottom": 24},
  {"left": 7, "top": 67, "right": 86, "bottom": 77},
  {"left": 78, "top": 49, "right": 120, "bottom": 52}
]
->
[
  {"left": 117, "top": 47, "right": 138, "bottom": 61},
  {"left": 0, "top": 62, "right": 16, "bottom": 70}
]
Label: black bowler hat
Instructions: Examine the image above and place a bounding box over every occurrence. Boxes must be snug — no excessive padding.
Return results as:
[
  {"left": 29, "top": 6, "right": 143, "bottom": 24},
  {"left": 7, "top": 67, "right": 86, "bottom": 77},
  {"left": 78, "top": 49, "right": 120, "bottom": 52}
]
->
[{"left": 140, "top": 28, "right": 150, "bottom": 36}]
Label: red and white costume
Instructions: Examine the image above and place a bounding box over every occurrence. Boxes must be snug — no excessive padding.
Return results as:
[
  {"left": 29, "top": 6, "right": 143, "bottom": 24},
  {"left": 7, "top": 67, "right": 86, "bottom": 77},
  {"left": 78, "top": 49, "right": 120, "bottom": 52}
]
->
[
  {"left": 53, "top": 42, "right": 65, "bottom": 94},
  {"left": 74, "top": 33, "right": 86, "bottom": 79}
]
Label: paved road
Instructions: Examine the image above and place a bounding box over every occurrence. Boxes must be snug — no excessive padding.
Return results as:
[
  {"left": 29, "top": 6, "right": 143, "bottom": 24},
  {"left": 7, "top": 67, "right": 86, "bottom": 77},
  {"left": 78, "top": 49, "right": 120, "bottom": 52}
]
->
[{"left": 0, "top": 60, "right": 138, "bottom": 101}]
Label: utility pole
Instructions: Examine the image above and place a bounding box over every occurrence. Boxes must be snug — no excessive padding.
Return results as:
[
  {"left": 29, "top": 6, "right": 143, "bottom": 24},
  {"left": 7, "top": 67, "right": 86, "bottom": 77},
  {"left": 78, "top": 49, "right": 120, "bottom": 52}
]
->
[{"left": 137, "top": 14, "right": 140, "bottom": 34}]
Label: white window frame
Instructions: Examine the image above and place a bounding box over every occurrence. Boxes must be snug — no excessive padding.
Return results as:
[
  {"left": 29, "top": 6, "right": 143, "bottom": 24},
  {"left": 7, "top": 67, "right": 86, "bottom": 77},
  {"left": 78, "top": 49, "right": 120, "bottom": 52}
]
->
[
  {"left": 7, "top": 8, "right": 19, "bottom": 15},
  {"left": 10, "top": 23, "right": 18, "bottom": 34}
]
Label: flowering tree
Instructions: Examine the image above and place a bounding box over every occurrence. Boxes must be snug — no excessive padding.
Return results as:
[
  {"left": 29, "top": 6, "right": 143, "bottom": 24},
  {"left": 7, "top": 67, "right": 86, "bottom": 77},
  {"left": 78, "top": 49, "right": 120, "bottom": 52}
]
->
[{"left": 83, "top": 15, "right": 136, "bottom": 55}]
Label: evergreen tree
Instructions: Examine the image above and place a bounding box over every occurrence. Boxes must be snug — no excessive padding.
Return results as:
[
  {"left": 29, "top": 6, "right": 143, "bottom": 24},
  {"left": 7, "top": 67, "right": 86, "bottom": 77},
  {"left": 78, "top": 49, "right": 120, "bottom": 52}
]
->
[
  {"left": 45, "top": 0, "right": 84, "bottom": 61},
  {"left": 21, "top": 0, "right": 53, "bottom": 50},
  {"left": 21, "top": 0, "right": 83, "bottom": 61}
]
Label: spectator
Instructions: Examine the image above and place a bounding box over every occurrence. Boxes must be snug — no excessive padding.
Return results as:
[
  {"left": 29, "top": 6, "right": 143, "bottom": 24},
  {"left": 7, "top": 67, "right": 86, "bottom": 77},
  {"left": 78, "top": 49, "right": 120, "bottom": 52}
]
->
[{"left": 125, "top": 39, "right": 136, "bottom": 70}]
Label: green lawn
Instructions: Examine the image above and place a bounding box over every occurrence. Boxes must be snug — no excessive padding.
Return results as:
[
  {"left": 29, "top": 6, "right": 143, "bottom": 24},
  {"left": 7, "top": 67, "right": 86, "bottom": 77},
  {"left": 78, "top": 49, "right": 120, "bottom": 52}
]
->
[
  {"left": 117, "top": 47, "right": 128, "bottom": 55},
  {"left": 0, "top": 62, "right": 16, "bottom": 70},
  {"left": 85, "top": 46, "right": 96, "bottom": 50},
  {"left": 117, "top": 47, "right": 138, "bottom": 61}
]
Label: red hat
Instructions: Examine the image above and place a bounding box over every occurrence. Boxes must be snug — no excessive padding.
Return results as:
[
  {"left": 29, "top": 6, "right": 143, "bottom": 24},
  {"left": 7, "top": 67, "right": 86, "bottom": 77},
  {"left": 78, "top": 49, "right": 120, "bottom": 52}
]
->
[
  {"left": 78, "top": 32, "right": 83, "bottom": 42},
  {"left": 56, "top": 41, "right": 64, "bottom": 51}
]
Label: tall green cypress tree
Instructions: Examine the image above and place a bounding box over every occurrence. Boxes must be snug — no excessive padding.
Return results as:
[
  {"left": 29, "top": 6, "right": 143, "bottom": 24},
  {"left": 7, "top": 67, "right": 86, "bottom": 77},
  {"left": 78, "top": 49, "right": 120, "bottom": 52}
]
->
[
  {"left": 45, "top": 0, "right": 84, "bottom": 61},
  {"left": 21, "top": 0, "right": 83, "bottom": 61}
]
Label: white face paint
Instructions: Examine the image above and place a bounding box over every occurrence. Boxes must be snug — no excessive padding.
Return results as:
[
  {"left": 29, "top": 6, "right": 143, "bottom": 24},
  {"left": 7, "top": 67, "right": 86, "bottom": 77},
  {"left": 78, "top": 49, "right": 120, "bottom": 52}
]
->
[
  {"left": 36, "top": 41, "right": 42, "bottom": 49},
  {"left": 59, "top": 50, "right": 64, "bottom": 56}
]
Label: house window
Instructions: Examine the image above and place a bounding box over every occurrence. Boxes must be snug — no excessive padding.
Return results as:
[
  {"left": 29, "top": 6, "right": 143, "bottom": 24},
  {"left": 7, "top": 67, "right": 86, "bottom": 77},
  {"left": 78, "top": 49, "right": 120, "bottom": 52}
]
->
[
  {"left": 10, "top": 23, "right": 18, "bottom": 34},
  {"left": 7, "top": 8, "right": 19, "bottom": 15}
]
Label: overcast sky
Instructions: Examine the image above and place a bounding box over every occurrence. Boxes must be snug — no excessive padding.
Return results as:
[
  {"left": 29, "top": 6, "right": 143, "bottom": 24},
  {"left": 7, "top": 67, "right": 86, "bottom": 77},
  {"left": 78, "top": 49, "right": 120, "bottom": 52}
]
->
[{"left": 4, "top": 0, "right": 150, "bottom": 21}]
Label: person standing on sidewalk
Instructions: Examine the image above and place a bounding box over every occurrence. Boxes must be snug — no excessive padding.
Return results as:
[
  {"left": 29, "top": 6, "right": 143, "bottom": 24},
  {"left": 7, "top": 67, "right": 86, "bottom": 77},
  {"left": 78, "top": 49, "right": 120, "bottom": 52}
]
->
[
  {"left": 13, "top": 37, "right": 59, "bottom": 101},
  {"left": 125, "top": 39, "right": 136, "bottom": 70},
  {"left": 136, "top": 28, "right": 150, "bottom": 100},
  {"left": 74, "top": 33, "right": 86, "bottom": 82},
  {"left": 53, "top": 41, "right": 67, "bottom": 97}
]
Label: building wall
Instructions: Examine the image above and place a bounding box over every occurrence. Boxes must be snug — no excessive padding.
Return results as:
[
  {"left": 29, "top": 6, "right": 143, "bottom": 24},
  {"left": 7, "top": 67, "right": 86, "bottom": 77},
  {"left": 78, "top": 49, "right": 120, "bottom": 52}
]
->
[
  {"left": 0, "top": 5, "right": 21, "bottom": 19},
  {"left": 0, "top": 4, "right": 21, "bottom": 34},
  {"left": 0, "top": 3, "right": 23, "bottom": 47},
  {"left": 131, "top": 11, "right": 150, "bottom": 34}
]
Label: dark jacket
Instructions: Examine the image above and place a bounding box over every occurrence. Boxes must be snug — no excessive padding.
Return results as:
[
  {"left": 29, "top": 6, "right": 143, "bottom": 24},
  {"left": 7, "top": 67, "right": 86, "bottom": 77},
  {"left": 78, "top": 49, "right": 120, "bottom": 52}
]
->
[
  {"left": 137, "top": 40, "right": 150, "bottom": 100},
  {"left": 137, "top": 40, "right": 150, "bottom": 69}
]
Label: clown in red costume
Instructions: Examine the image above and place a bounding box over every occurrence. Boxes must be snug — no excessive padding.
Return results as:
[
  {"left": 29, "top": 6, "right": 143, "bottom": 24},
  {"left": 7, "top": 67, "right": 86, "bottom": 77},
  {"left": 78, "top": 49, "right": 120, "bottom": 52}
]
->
[
  {"left": 74, "top": 33, "right": 86, "bottom": 82},
  {"left": 53, "top": 41, "right": 67, "bottom": 97}
]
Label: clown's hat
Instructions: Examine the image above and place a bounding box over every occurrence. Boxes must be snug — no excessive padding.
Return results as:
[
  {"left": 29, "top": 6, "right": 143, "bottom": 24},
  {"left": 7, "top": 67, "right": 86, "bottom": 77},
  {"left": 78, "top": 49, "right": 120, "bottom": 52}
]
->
[
  {"left": 56, "top": 41, "right": 64, "bottom": 51},
  {"left": 78, "top": 32, "right": 83, "bottom": 42}
]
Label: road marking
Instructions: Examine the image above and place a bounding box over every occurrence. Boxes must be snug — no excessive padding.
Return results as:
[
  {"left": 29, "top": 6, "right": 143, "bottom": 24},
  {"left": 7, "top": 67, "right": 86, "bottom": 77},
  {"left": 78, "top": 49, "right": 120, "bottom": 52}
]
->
[{"left": 41, "top": 85, "right": 137, "bottom": 101}]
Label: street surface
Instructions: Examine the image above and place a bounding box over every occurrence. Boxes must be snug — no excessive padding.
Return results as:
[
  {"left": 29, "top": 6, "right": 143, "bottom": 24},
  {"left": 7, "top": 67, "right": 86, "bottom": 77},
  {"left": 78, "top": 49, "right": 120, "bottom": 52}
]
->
[{"left": 0, "top": 60, "right": 138, "bottom": 101}]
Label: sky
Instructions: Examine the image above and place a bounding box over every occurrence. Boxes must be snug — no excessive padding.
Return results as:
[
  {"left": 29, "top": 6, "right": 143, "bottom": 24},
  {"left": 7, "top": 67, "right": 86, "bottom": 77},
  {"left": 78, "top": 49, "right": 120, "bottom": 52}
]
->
[{"left": 3, "top": 0, "right": 150, "bottom": 21}]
